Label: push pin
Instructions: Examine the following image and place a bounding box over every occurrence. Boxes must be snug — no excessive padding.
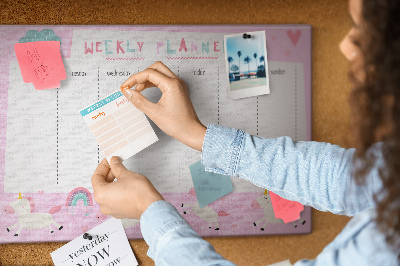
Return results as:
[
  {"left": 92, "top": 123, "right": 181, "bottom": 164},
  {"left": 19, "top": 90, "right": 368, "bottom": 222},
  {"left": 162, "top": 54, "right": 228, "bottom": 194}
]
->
[
  {"left": 120, "top": 85, "right": 130, "bottom": 93},
  {"left": 83, "top": 233, "right": 95, "bottom": 240},
  {"left": 243, "top": 33, "right": 252, "bottom": 39}
]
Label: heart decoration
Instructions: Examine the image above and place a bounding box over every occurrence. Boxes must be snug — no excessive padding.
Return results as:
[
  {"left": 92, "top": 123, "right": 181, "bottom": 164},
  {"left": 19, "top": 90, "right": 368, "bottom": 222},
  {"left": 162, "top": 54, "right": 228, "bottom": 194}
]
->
[{"left": 287, "top": 29, "right": 301, "bottom": 46}]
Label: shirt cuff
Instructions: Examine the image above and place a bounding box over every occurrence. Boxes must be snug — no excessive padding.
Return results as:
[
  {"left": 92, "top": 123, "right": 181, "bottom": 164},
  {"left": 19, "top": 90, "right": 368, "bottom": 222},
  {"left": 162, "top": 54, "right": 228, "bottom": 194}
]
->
[
  {"left": 201, "top": 124, "right": 245, "bottom": 176},
  {"left": 140, "top": 200, "right": 192, "bottom": 260}
]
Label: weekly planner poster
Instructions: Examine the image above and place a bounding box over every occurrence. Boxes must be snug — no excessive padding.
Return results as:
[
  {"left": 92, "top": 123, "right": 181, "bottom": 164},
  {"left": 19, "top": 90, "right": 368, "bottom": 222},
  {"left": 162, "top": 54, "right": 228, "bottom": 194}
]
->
[{"left": 0, "top": 25, "right": 311, "bottom": 243}]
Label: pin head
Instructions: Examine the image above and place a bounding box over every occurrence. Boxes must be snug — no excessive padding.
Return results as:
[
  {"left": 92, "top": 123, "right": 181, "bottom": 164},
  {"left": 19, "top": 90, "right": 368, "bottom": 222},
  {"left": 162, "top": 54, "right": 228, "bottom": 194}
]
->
[
  {"left": 243, "top": 33, "right": 252, "bottom": 39},
  {"left": 83, "top": 233, "right": 93, "bottom": 240}
]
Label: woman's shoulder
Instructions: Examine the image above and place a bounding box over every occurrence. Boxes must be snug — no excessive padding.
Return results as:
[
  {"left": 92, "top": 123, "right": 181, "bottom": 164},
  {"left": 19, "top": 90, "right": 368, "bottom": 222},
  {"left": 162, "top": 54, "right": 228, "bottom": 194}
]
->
[{"left": 320, "top": 209, "right": 399, "bottom": 265}]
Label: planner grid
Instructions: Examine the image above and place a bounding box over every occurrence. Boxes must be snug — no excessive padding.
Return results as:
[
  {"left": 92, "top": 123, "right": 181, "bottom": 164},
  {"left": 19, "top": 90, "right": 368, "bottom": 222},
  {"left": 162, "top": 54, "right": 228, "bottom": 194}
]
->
[{"left": 0, "top": 25, "right": 312, "bottom": 243}]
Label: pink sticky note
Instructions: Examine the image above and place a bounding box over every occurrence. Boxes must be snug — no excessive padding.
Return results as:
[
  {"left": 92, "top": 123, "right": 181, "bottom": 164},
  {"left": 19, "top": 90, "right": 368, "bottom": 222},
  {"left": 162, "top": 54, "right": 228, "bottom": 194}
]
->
[
  {"left": 269, "top": 191, "right": 304, "bottom": 223},
  {"left": 14, "top": 41, "right": 66, "bottom": 90}
]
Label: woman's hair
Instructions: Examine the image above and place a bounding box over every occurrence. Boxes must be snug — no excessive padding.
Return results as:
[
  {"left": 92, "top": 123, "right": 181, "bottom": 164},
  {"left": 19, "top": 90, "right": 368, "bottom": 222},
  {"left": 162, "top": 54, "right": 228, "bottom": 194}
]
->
[{"left": 349, "top": 0, "right": 400, "bottom": 259}]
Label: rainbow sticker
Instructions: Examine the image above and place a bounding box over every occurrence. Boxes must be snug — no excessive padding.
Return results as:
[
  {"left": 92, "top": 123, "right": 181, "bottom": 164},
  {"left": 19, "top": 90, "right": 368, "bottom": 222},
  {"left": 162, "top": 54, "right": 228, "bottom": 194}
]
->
[{"left": 65, "top": 187, "right": 93, "bottom": 216}]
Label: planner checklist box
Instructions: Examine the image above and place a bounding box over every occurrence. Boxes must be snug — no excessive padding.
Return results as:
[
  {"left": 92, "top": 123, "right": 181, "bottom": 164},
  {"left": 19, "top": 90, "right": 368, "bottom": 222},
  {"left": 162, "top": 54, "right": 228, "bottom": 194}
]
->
[{"left": 80, "top": 91, "right": 158, "bottom": 161}]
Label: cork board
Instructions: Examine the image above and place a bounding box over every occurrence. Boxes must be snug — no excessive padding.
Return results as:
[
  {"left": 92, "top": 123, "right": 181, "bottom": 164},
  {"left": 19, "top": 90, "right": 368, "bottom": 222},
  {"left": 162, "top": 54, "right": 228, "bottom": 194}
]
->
[{"left": 0, "top": 0, "right": 352, "bottom": 265}]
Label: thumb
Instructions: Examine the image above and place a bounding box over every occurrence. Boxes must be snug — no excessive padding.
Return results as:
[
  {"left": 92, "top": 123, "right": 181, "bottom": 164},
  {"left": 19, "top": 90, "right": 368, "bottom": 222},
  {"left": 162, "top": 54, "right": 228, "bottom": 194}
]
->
[
  {"left": 91, "top": 158, "right": 111, "bottom": 189},
  {"left": 109, "top": 156, "right": 129, "bottom": 178},
  {"left": 122, "top": 89, "right": 155, "bottom": 116}
]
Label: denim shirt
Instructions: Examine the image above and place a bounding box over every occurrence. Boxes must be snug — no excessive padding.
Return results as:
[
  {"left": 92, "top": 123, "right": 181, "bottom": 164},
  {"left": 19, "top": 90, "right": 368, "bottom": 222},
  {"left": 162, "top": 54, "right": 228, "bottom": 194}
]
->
[{"left": 140, "top": 124, "right": 399, "bottom": 265}]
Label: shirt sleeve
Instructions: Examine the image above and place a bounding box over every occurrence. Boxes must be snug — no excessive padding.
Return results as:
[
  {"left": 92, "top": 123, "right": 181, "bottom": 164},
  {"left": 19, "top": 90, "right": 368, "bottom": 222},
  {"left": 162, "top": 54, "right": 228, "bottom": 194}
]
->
[
  {"left": 201, "top": 124, "right": 384, "bottom": 217},
  {"left": 140, "top": 200, "right": 237, "bottom": 266}
]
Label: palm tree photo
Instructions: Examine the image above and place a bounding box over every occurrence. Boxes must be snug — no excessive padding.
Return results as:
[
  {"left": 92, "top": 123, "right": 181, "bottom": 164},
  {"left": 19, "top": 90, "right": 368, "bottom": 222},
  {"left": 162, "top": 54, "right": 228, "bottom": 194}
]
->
[
  {"left": 237, "top": 51, "right": 242, "bottom": 77},
  {"left": 227, "top": 56, "right": 233, "bottom": 73},
  {"left": 244, "top": 56, "right": 251, "bottom": 78},
  {"left": 260, "top": 55, "right": 265, "bottom": 71},
  {"left": 225, "top": 32, "right": 268, "bottom": 92},
  {"left": 253, "top": 53, "right": 258, "bottom": 75}
]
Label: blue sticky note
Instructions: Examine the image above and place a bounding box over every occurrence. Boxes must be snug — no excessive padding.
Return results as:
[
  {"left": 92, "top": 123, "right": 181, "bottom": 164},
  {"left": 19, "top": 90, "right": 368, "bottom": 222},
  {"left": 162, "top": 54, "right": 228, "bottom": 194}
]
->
[{"left": 189, "top": 160, "right": 233, "bottom": 208}]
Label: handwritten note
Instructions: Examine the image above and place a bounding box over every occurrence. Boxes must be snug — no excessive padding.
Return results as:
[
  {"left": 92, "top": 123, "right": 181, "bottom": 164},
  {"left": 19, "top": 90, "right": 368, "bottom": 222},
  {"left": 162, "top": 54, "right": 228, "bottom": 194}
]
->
[
  {"left": 14, "top": 41, "right": 66, "bottom": 90},
  {"left": 189, "top": 160, "right": 233, "bottom": 208},
  {"left": 80, "top": 90, "right": 158, "bottom": 162},
  {"left": 269, "top": 191, "right": 304, "bottom": 223},
  {"left": 51, "top": 218, "right": 138, "bottom": 266}
]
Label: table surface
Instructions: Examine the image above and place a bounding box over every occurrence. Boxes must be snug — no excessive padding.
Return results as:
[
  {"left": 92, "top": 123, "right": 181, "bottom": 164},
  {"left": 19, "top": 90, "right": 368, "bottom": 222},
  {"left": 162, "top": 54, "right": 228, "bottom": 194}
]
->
[{"left": 0, "top": 0, "right": 352, "bottom": 265}]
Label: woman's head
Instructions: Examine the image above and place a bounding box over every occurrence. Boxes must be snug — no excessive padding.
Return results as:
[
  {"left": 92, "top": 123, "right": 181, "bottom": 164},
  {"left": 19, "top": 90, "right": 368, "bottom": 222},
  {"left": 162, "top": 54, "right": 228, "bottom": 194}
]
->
[
  {"left": 341, "top": 0, "right": 398, "bottom": 145},
  {"left": 341, "top": 0, "right": 400, "bottom": 256}
]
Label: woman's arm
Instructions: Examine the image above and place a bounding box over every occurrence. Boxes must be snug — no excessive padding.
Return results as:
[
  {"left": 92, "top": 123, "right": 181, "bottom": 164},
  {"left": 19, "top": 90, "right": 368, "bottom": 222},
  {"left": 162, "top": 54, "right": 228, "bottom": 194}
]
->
[
  {"left": 119, "top": 62, "right": 382, "bottom": 217},
  {"left": 202, "top": 124, "right": 383, "bottom": 217},
  {"left": 141, "top": 201, "right": 236, "bottom": 266},
  {"left": 91, "top": 158, "right": 235, "bottom": 265}
]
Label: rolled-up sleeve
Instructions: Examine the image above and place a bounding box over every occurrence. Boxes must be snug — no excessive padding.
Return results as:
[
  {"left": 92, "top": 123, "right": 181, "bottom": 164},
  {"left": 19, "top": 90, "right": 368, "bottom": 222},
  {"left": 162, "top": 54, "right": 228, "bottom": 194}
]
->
[
  {"left": 201, "top": 124, "right": 383, "bottom": 216},
  {"left": 140, "top": 200, "right": 236, "bottom": 265}
]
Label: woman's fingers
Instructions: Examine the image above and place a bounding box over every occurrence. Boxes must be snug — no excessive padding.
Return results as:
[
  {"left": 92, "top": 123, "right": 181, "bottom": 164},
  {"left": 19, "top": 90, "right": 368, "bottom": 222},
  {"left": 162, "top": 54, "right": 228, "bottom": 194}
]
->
[
  {"left": 147, "top": 61, "right": 178, "bottom": 79},
  {"left": 91, "top": 159, "right": 110, "bottom": 193},
  {"left": 121, "top": 89, "right": 159, "bottom": 118},
  {"left": 120, "top": 68, "right": 174, "bottom": 93},
  {"left": 105, "top": 168, "right": 116, "bottom": 183},
  {"left": 120, "top": 65, "right": 177, "bottom": 117},
  {"left": 109, "top": 156, "right": 130, "bottom": 179},
  {"left": 135, "top": 81, "right": 156, "bottom": 92},
  {"left": 118, "top": 62, "right": 205, "bottom": 151}
]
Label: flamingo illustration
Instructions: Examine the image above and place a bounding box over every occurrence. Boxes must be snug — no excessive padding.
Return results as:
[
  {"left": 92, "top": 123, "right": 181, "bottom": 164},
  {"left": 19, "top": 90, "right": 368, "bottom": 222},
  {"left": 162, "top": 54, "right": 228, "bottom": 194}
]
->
[{"left": 4, "top": 192, "right": 63, "bottom": 236}]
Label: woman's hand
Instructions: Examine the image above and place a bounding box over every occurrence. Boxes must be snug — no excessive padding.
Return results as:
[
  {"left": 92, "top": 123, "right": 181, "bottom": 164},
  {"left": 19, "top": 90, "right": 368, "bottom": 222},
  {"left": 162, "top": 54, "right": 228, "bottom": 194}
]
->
[
  {"left": 91, "top": 157, "right": 164, "bottom": 220},
  {"left": 120, "top": 61, "right": 206, "bottom": 151}
]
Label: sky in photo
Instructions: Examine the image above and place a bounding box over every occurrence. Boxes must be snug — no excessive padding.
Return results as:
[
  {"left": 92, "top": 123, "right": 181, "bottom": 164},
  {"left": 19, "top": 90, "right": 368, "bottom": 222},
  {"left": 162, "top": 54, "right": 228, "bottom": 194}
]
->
[{"left": 226, "top": 32, "right": 266, "bottom": 73}]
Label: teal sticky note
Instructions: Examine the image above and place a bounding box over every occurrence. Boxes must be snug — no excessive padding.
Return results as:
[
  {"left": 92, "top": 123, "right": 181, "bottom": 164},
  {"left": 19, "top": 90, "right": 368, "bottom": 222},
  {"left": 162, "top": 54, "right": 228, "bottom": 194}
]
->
[{"left": 189, "top": 160, "right": 233, "bottom": 208}]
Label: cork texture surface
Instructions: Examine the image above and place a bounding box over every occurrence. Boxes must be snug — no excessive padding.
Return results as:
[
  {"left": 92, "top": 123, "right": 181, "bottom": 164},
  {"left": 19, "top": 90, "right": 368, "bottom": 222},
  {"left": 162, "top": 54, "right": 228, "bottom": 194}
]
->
[{"left": 0, "top": 0, "right": 353, "bottom": 265}]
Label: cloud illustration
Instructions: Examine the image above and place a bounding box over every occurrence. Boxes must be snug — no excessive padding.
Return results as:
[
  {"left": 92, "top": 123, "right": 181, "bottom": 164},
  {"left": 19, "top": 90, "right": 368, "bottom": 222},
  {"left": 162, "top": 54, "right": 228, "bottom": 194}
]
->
[{"left": 19, "top": 29, "right": 61, "bottom": 44}]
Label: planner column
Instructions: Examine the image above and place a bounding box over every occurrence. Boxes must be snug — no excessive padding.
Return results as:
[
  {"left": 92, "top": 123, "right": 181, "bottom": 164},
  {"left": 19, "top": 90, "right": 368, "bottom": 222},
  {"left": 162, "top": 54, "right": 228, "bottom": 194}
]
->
[{"left": 57, "top": 59, "right": 99, "bottom": 192}]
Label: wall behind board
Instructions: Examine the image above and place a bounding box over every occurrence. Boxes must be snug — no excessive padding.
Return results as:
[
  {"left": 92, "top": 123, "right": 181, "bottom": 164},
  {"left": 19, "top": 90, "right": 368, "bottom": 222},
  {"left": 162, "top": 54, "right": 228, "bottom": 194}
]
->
[{"left": 0, "top": 0, "right": 352, "bottom": 265}]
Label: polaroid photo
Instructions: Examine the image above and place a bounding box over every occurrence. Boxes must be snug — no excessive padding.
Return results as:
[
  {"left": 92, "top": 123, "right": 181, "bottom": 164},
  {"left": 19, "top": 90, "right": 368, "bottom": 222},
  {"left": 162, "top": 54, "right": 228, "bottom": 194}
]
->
[{"left": 224, "top": 30, "right": 270, "bottom": 100}]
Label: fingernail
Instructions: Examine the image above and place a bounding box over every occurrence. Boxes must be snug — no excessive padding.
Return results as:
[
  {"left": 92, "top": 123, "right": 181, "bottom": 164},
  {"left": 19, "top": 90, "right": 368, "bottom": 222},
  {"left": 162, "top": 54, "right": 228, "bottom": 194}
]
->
[
  {"left": 110, "top": 156, "right": 122, "bottom": 165},
  {"left": 124, "top": 89, "right": 133, "bottom": 100}
]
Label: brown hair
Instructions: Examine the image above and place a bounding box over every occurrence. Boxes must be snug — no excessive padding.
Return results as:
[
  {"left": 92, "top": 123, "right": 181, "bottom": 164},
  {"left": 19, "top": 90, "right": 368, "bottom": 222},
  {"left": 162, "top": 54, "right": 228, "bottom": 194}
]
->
[{"left": 349, "top": 0, "right": 400, "bottom": 260}]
